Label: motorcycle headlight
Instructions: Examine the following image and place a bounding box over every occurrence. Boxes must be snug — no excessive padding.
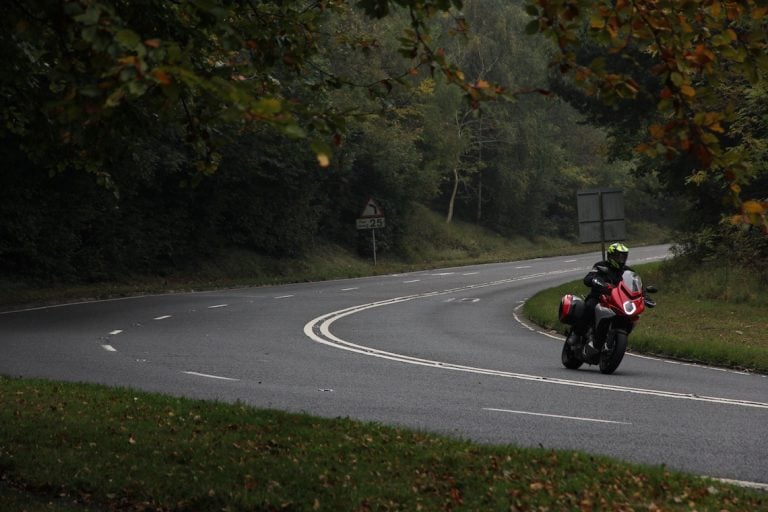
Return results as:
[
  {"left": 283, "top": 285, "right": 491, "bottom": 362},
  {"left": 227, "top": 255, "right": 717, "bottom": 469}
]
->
[{"left": 623, "top": 301, "right": 637, "bottom": 315}]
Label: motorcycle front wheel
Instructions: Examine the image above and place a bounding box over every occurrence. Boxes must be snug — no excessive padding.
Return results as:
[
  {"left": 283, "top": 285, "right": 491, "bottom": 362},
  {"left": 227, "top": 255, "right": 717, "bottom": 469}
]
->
[
  {"left": 599, "top": 330, "right": 627, "bottom": 374},
  {"left": 561, "top": 342, "right": 583, "bottom": 370}
]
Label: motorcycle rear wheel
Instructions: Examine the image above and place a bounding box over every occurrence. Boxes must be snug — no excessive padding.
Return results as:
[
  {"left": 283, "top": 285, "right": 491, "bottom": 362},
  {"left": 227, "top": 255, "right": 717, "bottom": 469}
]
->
[
  {"left": 561, "top": 342, "right": 583, "bottom": 370},
  {"left": 599, "top": 330, "right": 627, "bottom": 374}
]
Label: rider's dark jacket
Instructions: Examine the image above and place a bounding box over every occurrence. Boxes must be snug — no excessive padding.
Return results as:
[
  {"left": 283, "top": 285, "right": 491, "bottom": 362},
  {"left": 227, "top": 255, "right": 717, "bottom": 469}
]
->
[
  {"left": 573, "top": 260, "right": 634, "bottom": 335},
  {"left": 583, "top": 260, "right": 633, "bottom": 298}
]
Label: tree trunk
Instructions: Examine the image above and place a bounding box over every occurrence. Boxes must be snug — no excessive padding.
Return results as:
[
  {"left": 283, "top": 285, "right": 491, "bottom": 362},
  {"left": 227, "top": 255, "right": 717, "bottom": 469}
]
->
[
  {"left": 446, "top": 165, "right": 459, "bottom": 223},
  {"left": 476, "top": 180, "right": 482, "bottom": 222}
]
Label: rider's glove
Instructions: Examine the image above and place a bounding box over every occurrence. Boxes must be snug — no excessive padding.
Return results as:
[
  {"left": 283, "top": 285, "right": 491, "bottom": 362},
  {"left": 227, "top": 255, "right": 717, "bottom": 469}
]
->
[{"left": 592, "top": 277, "right": 609, "bottom": 291}]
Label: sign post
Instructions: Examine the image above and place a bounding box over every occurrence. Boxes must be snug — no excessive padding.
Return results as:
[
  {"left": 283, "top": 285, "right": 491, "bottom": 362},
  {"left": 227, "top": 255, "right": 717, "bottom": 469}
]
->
[
  {"left": 356, "top": 198, "right": 385, "bottom": 265},
  {"left": 577, "top": 188, "right": 626, "bottom": 260}
]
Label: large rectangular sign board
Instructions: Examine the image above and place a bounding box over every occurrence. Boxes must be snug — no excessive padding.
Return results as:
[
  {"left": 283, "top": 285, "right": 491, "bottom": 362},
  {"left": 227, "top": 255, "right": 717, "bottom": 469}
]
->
[{"left": 577, "top": 188, "right": 626, "bottom": 244}]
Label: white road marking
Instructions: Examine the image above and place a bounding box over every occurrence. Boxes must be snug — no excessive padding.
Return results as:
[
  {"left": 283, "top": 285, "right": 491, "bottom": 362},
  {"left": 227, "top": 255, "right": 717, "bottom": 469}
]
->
[
  {"left": 430, "top": 272, "right": 456, "bottom": 276},
  {"left": 462, "top": 272, "right": 479, "bottom": 276},
  {"left": 274, "top": 295, "right": 294, "bottom": 299},
  {"left": 510, "top": 302, "right": 763, "bottom": 375},
  {"left": 484, "top": 408, "right": 632, "bottom": 425},
  {"left": 513, "top": 303, "right": 552, "bottom": 335},
  {"left": 303, "top": 264, "right": 768, "bottom": 411},
  {"left": 101, "top": 344, "right": 117, "bottom": 352},
  {"left": 154, "top": 315, "right": 171, "bottom": 320},
  {"left": 443, "top": 298, "right": 456, "bottom": 303},
  {"left": 513, "top": 308, "right": 536, "bottom": 332},
  {"left": 716, "top": 478, "right": 768, "bottom": 492},
  {"left": 208, "top": 304, "right": 228, "bottom": 309},
  {"left": 564, "top": 259, "right": 577, "bottom": 263},
  {"left": 182, "top": 371, "right": 240, "bottom": 382},
  {"left": 109, "top": 330, "right": 123, "bottom": 335},
  {"left": 341, "top": 287, "right": 359, "bottom": 291},
  {"left": 403, "top": 279, "right": 421, "bottom": 283},
  {"left": 627, "top": 353, "right": 756, "bottom": 375},
  {"left": 515, "top": 266, "right": 532, "bottom": 269}
]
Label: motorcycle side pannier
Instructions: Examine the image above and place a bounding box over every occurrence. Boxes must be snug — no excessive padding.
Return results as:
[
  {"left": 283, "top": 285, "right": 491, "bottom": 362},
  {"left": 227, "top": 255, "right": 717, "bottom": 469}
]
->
[{"left": 558, "top": 294, "right": 584, "bottom": 325}]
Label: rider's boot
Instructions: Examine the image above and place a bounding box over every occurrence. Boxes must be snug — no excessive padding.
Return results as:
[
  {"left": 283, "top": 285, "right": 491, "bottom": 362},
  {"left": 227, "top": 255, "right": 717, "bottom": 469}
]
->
[
  {"left": 566, "top": 330, "right": 581, "bottom": 346},
  {"left": 582, "top": 331, "right": 598, "bottom": 358}
]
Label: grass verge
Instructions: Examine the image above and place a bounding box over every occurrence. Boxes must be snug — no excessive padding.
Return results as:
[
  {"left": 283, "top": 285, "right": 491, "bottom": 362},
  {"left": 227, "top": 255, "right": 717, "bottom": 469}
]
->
[
  {"left": 523, "top": 261, "right": 768, "bottom": 374},
  {"left": 0, "top": 205, "right": 670, "bottom": 312},
  {"left": 1, "top": 377, "right": 765, "bottom": 511}
]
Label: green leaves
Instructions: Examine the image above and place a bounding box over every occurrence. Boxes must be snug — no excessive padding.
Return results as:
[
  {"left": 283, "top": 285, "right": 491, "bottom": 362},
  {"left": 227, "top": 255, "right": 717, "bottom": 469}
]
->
[
  {"left": 527, "top": 0, "right": 768, "bottom": 233},
  {"left": 4, "top": 0, "right": 496, "bottom": 193}
]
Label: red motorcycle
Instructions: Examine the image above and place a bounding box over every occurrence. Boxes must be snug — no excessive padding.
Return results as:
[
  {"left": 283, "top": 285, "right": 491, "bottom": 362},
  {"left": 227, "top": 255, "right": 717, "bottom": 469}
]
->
[{"left": 558, "top": 267, "right": 657, "bottom": 374}]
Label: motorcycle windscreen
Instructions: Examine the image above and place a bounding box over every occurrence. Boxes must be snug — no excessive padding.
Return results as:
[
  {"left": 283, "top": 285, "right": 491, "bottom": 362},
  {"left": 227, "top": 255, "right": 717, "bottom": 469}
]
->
[{"left": 621, "top": 270, "right": 643, "bottom": 294}]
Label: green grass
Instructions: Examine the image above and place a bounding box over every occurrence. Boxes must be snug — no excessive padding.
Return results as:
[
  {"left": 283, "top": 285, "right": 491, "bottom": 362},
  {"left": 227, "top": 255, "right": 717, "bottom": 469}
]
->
[
  {"left": 0, "top": 209, "right": 611, "bottom": 312},
  {"left": 1, "top": 205, "right": 671, "bottom": 312},
  {"left": 523, "top": 261, "right": 768, "bottom": 374},
  {"left": 1, "top": 377, "right": 765, "bottom": 511},
  {"left": 12, "top": 210, "right": 766, "bottom": 509}
]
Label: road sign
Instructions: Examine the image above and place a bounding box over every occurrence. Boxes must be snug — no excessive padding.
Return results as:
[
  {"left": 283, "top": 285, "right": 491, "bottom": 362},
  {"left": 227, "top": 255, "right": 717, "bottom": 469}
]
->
[
  {"left": 356, "top": 198, "right": 386, "bottom": 266},
  {"left": 359, "top": 198, "right": 384, "bottom": 219},
  {"left": 356, "top": 217, "right": 386, "bottom": 230}
]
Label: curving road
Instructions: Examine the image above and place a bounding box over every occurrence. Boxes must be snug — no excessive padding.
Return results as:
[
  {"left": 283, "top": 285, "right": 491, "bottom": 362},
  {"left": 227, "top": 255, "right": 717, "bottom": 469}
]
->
[{"left": 1, "top": 244, "right": 766, "bottom": 488}]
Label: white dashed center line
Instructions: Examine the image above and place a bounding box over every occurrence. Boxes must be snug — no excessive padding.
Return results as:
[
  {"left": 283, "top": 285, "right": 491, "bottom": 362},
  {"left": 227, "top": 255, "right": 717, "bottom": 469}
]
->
[
  {"left": 154, "top": 315, "right": 171, "bottom": 320},
  {"left": 484, "top": 408, "right": 632, "bottom": 425},
  {"left": 183, "top": 371, "right": 240, "bottom": 382}
]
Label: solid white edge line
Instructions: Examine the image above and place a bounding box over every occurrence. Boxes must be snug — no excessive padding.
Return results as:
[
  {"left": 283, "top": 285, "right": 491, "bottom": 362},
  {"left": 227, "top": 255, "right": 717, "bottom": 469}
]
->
[
  {"left": 715, "top": 478, "right": 768, "bottom": 492},
  {"left": 511, "top": 299, "right": 761, "bottom": 376},
  {"left": 483, "top": 407, "right": 632, "bottom": 425},
  {"left": 182, "top": 371, "right": 240, "bottom": 382},
  {"left": 303, "top": 266, "right": 768, "bottom": 411},
  {"left": 303, "top": 267, "right": 768, "bottom": 490}
]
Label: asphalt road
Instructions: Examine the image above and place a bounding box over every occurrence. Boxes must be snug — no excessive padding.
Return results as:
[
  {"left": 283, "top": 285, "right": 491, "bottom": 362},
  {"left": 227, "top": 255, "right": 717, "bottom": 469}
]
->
[{"left": 2, "top": 244, "right": 767, "bottom": 488}]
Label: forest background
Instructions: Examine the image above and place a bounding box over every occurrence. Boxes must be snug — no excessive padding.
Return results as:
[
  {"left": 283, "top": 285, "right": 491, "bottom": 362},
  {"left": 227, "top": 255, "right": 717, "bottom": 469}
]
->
[{"left": 2, "top": 0, "right": 767, "bottom": 290}]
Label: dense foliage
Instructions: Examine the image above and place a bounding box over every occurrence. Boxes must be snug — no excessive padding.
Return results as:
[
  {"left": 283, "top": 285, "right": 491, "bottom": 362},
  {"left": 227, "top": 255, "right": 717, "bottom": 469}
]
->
[
  {"left": 527, "top": 0, "right": 768, "bottom": 236},
  {"left": 530, "top": 0, "right": 768, "bottom": 268},
  {"left": 0, "top": 1, "right": 680, "bottom": 282}
]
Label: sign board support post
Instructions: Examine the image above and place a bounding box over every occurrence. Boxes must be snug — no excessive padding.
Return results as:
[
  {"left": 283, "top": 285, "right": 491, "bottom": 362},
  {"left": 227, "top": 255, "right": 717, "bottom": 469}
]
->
[
  {"left": 371, "top": 228, "right": 377, "bottom": 266},
  {"left": 356, "top": 198, "right": 385, "bottom": 266},
  {"left": 598, "top": 191, "right": 606, "bottom": 261}
]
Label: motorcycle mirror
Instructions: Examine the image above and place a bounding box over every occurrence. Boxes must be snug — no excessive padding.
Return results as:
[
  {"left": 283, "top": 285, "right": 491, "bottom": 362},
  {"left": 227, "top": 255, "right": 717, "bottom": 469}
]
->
[
  {"left": 646, "top": 285, "right": 658, "bottom": 293},
  {"left": 596, "top": 265, "right": 609, "bottom": 273}
]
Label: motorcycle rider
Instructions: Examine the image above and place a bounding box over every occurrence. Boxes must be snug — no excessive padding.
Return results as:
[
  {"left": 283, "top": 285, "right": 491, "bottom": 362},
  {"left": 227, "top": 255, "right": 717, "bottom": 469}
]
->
[{"left": 566, "top": 242, "right": 655, "bottom": 348}]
